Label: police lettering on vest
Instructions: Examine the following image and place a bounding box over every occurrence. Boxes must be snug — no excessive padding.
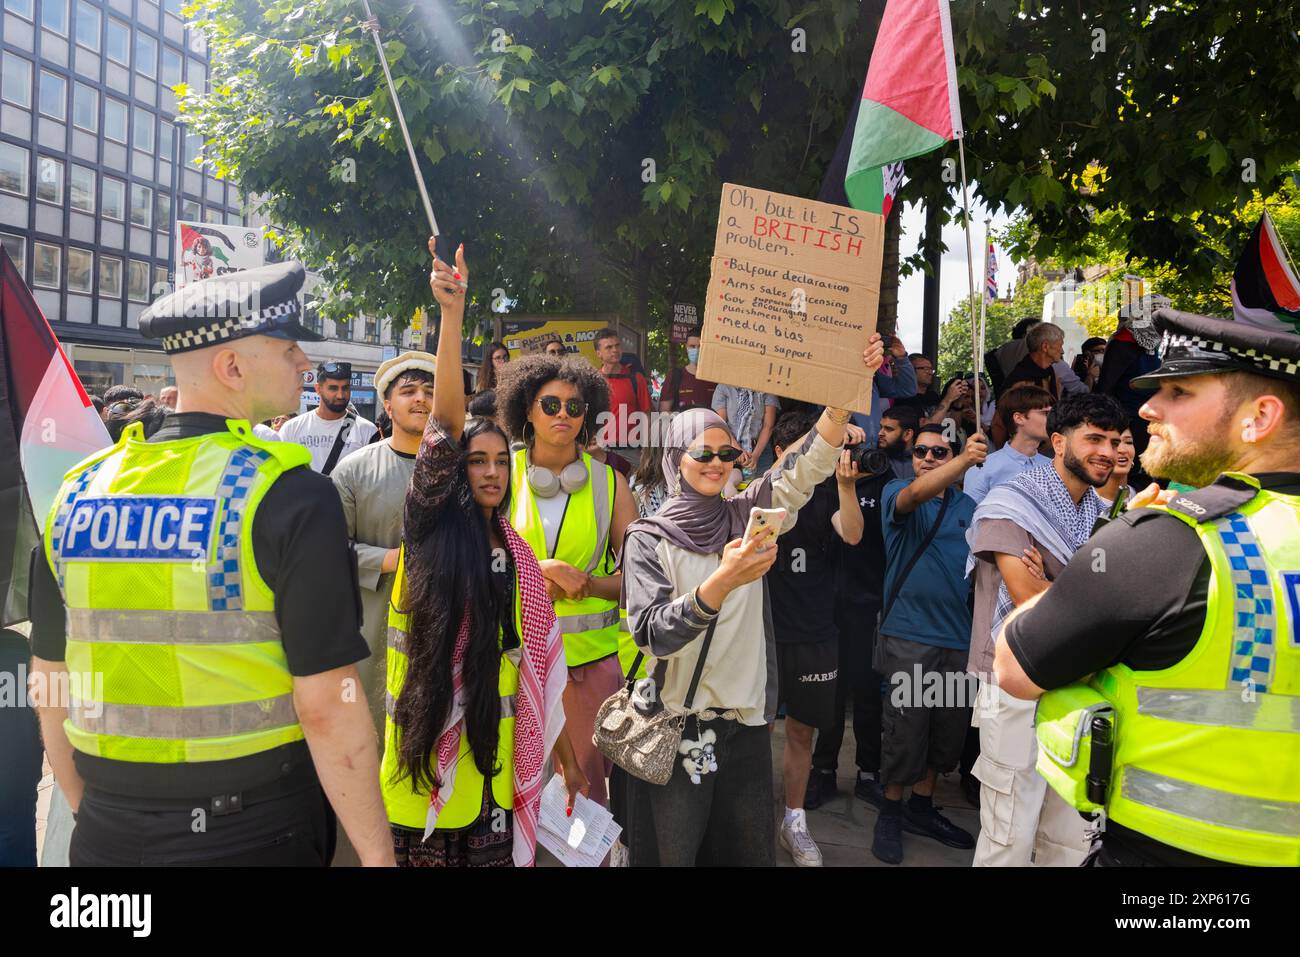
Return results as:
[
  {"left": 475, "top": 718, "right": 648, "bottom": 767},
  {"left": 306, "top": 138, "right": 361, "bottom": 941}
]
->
[{"left": 60, "top": 497, "right": 216, "bottom": 561}]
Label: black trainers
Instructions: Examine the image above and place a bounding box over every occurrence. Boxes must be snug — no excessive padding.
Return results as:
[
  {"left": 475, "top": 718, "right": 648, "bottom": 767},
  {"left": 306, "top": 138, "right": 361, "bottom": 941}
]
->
[
  {"left": 804, "top": 770, "right": 838, "bottom": 811},
  {"left": 871, "top": 811, "right": 904, "bottom": 865},
  {"left": 854, "top": 772, "right": 885, "bottom": 811},
  {"left": 901, "top": 802, "right": 976, "bottom": 849}
]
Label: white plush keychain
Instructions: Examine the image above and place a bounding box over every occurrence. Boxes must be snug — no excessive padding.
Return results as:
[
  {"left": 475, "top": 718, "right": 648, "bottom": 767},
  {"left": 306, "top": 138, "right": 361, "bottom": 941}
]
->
[{"left": 678, "top": 728, "right": 719, "bottom": 785}]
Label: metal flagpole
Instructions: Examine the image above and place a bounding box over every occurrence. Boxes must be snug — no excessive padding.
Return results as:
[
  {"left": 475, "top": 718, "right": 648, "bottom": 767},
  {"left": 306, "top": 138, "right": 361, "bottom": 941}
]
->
[
  {"left": 979, "top": 217, "right": 991, "bottom": 364},
  {"left": 956, "top": 136, "right": 982, "bottom": 433},
  {"left": 360, "top": 0, "right": 440, "bottom": 238}
]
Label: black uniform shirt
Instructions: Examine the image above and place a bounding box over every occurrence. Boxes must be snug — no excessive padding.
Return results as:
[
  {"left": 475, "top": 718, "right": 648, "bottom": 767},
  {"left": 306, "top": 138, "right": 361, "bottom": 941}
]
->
[
  {"left": 769, "top": 478, "right": 840, "bottom": 644},
  {"left": 29, "top": 412, "right": 371, "bottom": 798},
  {"left": 1005, "top": 471, "right": 1300, "bottom": 866}
]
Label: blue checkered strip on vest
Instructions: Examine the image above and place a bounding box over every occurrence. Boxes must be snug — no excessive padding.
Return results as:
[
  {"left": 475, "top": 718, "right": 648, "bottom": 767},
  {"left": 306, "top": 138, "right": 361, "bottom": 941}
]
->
[
  {"left": 49, "top": 460, "right": 107, "bottom": 587},
  {"left": 1217, "top": 512, "right": 1275, "bottom": 693},
  {"left": 207, "top": 447, "right": 270, "bottom": 611}
]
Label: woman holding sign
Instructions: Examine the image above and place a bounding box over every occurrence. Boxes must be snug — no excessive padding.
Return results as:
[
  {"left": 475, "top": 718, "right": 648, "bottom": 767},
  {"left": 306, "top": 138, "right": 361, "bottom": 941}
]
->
[
  {"left": 618, "top": 334, "right": 886, "bottom": 867},
  {"left": 381, "top": 239, "right": 587, "bottom": 867}
]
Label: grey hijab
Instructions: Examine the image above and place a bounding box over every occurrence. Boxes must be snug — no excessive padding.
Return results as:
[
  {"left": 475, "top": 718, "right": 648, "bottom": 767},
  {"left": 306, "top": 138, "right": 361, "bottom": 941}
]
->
[{"left": 624, "top": 407, "right": 774, "bottom": 555}]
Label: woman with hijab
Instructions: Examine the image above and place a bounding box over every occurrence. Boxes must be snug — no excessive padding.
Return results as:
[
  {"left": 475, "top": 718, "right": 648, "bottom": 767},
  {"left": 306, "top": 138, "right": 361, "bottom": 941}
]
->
[
  {"left": 618, "top": 335, "right": 886, "bottom": 866},
  {"left": 381, "top": 239, "right": 587, "bottom": 867}
]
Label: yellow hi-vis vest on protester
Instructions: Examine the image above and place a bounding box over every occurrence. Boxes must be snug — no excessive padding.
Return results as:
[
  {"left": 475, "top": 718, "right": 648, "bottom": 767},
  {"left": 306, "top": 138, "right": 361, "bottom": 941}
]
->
[
  {"left": 509, "top": 449, "right": 620, "bottom": 668},
  {"left": 44, "top": 419, "right": 309, "bottom": 764},
  {"left": 381, "top": 548, "right": 523, "bottom": 829},
  {"left": 1035, "top": 474, "right": 1300, "bottom": 866}
]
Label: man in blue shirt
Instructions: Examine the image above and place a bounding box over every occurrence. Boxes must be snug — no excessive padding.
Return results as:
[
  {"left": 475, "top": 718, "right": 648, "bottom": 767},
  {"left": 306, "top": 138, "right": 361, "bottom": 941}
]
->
[
  {"left": 962, "top": 385, "right": 1055, "bottom": 504},
  {"left": 873, "top": 424, "right": 987, "bottom": 864}
]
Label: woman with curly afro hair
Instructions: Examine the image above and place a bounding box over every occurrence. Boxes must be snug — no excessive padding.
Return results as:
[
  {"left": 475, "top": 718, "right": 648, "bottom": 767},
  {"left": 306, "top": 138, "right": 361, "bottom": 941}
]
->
[
  {"left": 381, "top": 239, "right": 587, "bottom": 867},
  {"left": 495, "top": 351, "right": 638, "bottom": 814}
]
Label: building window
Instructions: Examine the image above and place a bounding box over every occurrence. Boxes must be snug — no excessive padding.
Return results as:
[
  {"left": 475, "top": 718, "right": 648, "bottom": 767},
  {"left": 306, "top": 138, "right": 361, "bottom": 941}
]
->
[
  {"left": 70, "top": 163, "right": 94, "bottom": 212},
  {"left": 104, "top": 97, "right": 127, "bottom": 143},
  {"left": 4, "top": 0, "right": 34, "bottom": 20},
  {"left": 160, "top": 45, "right": 182, "bottom": 89},
  {"left": 99, "top": 255, "right": 122, "bottom": 297},
  {"left": 159, "top": 119, "right": 175, "bottom": 161},
  {"left": 2, "top": 53, "right": 32, "bottom": 109},
  {"left": 72, "top": 81, "right": 97, "bottom": 132},
  {"left": 102, "top": 177, "right": 125, "bottom": 220},
  {"left": 129, "top": 183, "right": 151, "bottom": 227},
  {"left": 187, "top": 58, "right": 205, "bottom": 91},
  {"left": 33, "top": 242, "right": 60, "bottom": 288},
  {"left": 364, "top": 316, "right": 379, "bottom": 343},
  {"left": 132, "top": 108, "right": 155, "bottom": 153},
  {"left": 105, "top": 17, "right": 130, "bottom": 66},
  {"left": 154, "top": 190, "right": 171, "bottom": 229},
  {"left": 0, "top": 142, "right": 29, "bottom": 197},
  {"left": 38, "top": 70, "right": 66, "bottom": 120},
  {"left": 152, "top": 264, "right": 168, "bottom": 299},
  {"left": 127, "top": 259, "right": 149, "bottom": 301},
  {"left": 0, "top": 233, "right": 24, "bottom": 275},
  {"left": 36, "top": 155, "right": 63, "bottom": 205},
  {"left": 74, "top": 0, "right": 100, "bottom": 52},
  {"left": 67, "top": 246, "right": 92, "bottom": 292},
  {"left": 135, "top": 32, "right": 157, "bottom": 79},
  {"left": 203, "top": 206, "right": 221, "bottom": 224},
  {"left": 179, "top": 197, "right": 199, "bottom": 221},
  {"left": 182, "top": 127, "right": 201, "bottom": 167},
  {"left": 41, "top": 0, "right": 69, "bottom": 36}
]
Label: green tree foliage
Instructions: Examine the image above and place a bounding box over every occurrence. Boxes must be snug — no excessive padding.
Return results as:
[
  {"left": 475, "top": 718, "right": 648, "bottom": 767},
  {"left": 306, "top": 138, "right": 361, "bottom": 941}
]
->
[{"left": 937, "top": 275, "right": 1047, "bottom": 382}]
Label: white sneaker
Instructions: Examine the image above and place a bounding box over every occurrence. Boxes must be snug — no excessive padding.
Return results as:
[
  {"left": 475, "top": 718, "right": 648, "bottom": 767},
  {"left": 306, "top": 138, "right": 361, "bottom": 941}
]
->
[{"left": 780, "top": 809, "right": 824, "bottom": 867}]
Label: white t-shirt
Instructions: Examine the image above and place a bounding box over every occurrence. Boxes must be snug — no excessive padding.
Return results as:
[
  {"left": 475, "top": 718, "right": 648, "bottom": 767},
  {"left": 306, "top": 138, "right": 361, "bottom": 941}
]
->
[{"left": 277, "top": 409, "right": 379, "bottom": 473}]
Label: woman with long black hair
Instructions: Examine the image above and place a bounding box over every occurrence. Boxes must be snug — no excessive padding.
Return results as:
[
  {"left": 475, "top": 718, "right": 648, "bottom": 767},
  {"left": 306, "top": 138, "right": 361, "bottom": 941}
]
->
[
  {"left": 380, "top": 239, "right": 587, "bottom": 867},
  {"left": 475, "top": 340, "right": 511, "bottom": 394}
]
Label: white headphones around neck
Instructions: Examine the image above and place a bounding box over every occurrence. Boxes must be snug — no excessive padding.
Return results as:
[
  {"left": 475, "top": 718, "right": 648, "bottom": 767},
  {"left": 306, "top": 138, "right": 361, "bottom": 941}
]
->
[{"left": 526, "top": 455, "right": 589, "bottom": 498}]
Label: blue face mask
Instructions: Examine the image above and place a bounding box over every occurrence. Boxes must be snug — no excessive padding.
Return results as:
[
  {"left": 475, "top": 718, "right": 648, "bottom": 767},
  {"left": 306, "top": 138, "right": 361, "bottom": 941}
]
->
[{"left": 687, "top": 347, "right": 699, "bottom": 363}]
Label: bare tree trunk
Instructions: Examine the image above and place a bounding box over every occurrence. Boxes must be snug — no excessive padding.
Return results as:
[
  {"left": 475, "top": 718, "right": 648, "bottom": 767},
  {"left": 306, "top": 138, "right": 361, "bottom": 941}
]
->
[{"left": 876, "top": 199, "right": 902, "bottom": 338}]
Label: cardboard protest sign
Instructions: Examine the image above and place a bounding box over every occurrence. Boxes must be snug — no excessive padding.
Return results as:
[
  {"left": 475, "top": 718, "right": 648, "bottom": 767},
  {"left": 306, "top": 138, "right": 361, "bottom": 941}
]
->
[
  {"left": 697, "top": 183, "right": 884, "bottom": 413},
  {"left": 670, "top": 303, "right": 699, "bottom": 343}
]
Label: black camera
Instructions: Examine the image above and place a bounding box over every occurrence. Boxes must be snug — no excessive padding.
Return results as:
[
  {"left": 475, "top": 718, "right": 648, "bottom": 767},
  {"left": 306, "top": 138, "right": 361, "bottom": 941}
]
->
[{"left": 850, "top": 445, "right": 890, "bottom": 476}]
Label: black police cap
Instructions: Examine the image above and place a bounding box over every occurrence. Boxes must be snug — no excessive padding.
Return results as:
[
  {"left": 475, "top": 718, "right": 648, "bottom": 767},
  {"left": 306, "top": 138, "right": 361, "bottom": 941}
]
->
[
  {"left": 1130, "top": 308, "right": 1300, "bottom": 389},
  {"left": 139, "top": 261, "right": 325, "bottom": 354}
]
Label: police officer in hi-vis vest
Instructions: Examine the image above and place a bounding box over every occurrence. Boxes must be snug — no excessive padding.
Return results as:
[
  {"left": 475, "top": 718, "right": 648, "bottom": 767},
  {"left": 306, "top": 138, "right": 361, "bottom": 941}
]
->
[
  {"left": 993, "top": 308, "right": 1300, "bottom": 866},
  {"left": 28, "top": 261, "right": 395, "bottom": 866}
]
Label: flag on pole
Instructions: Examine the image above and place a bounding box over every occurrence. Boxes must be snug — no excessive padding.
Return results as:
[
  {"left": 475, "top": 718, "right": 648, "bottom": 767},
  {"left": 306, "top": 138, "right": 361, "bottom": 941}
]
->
[
  {"left": 0, "top": 247, "right": 111, "bottom": 624},
  {"left": 985, "top": 239, "right": 998, "bottom": 302},
  {"left": 1231, "top": 211, "right": 1300, "bottom": 334},
  {"left": 844, "top": 0, "right": 963, "bottom": 210},
  {"left": 820, "top": 92, "right": 904, "bottom": 217}
]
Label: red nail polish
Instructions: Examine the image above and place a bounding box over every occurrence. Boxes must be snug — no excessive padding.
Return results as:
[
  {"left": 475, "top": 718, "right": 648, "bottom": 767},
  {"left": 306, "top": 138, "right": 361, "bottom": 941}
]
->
[
  {"left": 566, "top": 806, "right": 572, "bottom": 817},
  {"left": 453, "top": 271, "right": 462, "bottom": 280}
]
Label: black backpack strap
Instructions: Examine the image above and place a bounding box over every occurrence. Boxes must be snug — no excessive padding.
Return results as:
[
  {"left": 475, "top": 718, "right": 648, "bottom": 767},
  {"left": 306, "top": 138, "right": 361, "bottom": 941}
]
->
[
  {"left": 879, "top": 489, "right": 950, "bottom": 629},
  {"left": 321, "top": 410, "right": 357, "bottom": 476}
]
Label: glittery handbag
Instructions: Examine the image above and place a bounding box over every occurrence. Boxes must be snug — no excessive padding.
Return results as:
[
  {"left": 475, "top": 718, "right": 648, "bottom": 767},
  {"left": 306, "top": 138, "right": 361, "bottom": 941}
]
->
[{"left": 593, "top": 619, "right": 717, "bottom": 786}]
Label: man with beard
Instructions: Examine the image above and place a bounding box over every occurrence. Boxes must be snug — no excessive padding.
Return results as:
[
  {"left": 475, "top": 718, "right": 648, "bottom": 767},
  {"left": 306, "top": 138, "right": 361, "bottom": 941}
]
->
[
  {"left": 280, "top": 361, "right": 379, "bottom": 474},
  {"left": 329, "top": 351, "right": 435, "bottom": 864},
  {"left": 996, "top": 309, "right": 1300, "bottom": 867},
  {"left": 966, "top": 394, "right": 1125, "bottom": 866}
]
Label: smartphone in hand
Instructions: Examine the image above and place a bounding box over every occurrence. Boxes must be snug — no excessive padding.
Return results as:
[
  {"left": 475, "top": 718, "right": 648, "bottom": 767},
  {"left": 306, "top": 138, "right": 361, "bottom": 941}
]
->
[{"left": 742, "top": 507, "right": 787, "bottom": 547}]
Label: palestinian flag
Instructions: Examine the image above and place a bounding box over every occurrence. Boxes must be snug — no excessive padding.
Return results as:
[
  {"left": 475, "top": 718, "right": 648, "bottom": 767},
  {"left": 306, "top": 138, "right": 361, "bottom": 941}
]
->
[
  {"left": 820, "top": 92, "right": 904, "bottom": 217},
  {"left": 1231, "top": 211, "right": 1300, "bottom": 334},
  {"left": 845, "top": 0, "right": 962, "bottom": 210},
  {"left": 0, "top": 247, "right": 110, "bottom": 624}
]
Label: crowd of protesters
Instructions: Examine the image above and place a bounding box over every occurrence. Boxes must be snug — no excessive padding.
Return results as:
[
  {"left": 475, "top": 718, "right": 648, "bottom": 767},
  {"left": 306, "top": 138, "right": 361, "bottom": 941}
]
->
[{"left": 42, "top": 268, "right": 1158, "bottom": 870}]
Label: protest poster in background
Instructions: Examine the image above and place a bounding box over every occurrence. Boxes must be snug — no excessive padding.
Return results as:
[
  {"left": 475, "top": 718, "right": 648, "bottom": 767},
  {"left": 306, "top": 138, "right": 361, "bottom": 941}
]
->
[
  {"left": 696, "top": 183, "right": 884, "bottom": 413},
  {"left": 670, "top": 302, "right": 699, "bottom": 343},
  {"left": 174, "top": 222, "right": 265, "bottom": 288},
  {"left": 500, "top": 315, "right": 626, "bottom": 365}
]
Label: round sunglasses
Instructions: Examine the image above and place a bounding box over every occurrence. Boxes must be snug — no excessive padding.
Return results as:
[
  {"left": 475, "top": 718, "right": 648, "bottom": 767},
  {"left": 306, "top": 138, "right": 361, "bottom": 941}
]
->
[
  {"left": 536, "top": 396, "right": 586, "bottom": 418},
  {"left": 913, "top": 445, "right": 953, "bottom": 460}
]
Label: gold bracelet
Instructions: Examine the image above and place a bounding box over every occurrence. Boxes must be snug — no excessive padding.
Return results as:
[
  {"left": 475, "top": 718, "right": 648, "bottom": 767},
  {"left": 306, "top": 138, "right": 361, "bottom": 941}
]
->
[{"left": 825, "top": 408, "right": 850, "bottom": 425}]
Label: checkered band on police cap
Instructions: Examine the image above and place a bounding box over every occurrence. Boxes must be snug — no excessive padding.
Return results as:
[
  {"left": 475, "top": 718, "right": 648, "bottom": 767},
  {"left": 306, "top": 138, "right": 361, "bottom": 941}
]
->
[
  {"left": 1160, "top": 332, "right": 1300, "bottom": 379},
  {"left": 159, "top": 298, "right": 304, "bottom": 353}
]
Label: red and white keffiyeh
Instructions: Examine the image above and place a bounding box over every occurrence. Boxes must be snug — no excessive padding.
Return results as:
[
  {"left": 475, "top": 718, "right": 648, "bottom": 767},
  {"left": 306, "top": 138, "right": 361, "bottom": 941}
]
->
[{"left": 422, "top": 515, "right": 566, "bottom": 867}]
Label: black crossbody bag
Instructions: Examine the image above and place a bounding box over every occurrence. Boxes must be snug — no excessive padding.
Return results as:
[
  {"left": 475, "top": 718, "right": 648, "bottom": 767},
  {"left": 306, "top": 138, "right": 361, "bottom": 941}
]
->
[{"left": 872, "top": 490, "right": 950, "bottom": 671}]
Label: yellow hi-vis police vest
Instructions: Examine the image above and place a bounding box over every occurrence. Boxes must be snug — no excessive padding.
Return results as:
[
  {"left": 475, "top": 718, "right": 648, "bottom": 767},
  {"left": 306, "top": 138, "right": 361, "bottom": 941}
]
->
[
  {"left": 381, "top": 547, "right": 523, "bottom": 829},
  {"left": 509, "top": 448, "right": 620, "bottom": 668},
  {"left": 1035, "top": 474, "right": 1300, "bottom": 866},
  {"left": 44, "top": 419, "right": 309, "bottom": 764}
]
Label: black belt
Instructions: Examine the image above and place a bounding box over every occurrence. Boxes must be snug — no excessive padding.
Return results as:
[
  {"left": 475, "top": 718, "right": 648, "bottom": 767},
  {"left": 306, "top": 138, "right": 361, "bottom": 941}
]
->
[{"left": 83, "top": 753, "right": 320, "bottom": 815}]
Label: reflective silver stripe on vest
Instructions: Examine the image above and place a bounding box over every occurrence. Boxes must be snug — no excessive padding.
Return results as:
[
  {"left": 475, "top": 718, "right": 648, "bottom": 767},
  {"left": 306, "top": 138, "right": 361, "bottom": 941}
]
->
[
  {"left": 388, "top": 625, "right": 408, "bottom": 656},
  {"left": 1122, "top": 766, "right": 1300, "bottom": 837},
  {"left": 1137, "top": 687, "right": 1300, "bottom": 733},
  {"left": 585, "top": 461, "right": 613, "bottom": 574},
  {"left": 69, "top": 694, "right": 298, "bottom": 739},
  {"left": 557, "top": 607, "right": 619, "bottom": 634},
  {"left": 385, "top": 691, "right": 516, "bottom": 721},
  {"left": 67, "top": 608, "right": 281, "bottom": 645}
]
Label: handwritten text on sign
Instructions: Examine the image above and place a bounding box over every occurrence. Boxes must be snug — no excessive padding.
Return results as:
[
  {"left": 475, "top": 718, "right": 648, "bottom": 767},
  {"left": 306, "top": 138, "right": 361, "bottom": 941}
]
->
[{"left": 697, "top": 184, "right": 883, "bottom": 413}]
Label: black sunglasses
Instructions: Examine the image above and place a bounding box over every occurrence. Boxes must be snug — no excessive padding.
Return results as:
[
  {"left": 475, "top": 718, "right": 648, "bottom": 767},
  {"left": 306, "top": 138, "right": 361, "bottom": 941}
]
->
[
  {"left": 913, "top": 445, "right": 953, "bottom": 460},
  {"left": 682, "top": 446, "right": 744, "bottom": 464},
  {"left": 319, "top": 362, "right": 351, "bottom": 377},
  {"left": 107, "top": 399, "right": 140, "bottom": 417},
  {"left": 536, "top": 396, "right": 586, "bottom": 418}
]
